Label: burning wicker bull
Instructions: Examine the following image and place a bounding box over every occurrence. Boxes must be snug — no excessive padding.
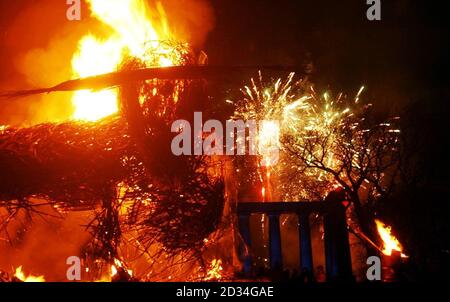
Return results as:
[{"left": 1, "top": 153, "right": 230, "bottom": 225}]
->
[{"left": 0, "top": 66, "right": 226, "bottom": 261}]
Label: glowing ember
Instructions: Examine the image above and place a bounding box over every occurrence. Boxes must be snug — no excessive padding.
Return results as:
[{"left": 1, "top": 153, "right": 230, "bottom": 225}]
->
[
  {"left": 71, "top": 0, "right": 179, "bottom": 121},
  {"left": 205, "top": 259, "right": 223, "bottom": 281},
  {"left": 111, "top": 264, "right": 118, "bottom": 277},
  {"left": 14, "top": 266, "right": 45, "bottom": 282},
  {"left": 112, "top": 258, "right": 133, "bottom": 277},
  {"left": 375, "top": 219, "right": 407, "bottom": 258}
]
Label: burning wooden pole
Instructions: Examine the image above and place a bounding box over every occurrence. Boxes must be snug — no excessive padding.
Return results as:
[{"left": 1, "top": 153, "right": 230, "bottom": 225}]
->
[
  {"left": 0, "top": 66, "right": 301, "bottom": 99},
  {"left": 375, "top": 219, "right": 408, "bottom": 282},
  {"left": 349, "top": 218, "right": 409, "bottom": 282}
]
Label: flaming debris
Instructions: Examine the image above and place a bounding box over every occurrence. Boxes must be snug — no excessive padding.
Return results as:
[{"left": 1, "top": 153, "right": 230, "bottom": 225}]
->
[
  {"left": 14, "top": 266, "right": 45, "bottom": 282},
  {"left": 205, "top": 259, "right": 224, "bottom": 281}
]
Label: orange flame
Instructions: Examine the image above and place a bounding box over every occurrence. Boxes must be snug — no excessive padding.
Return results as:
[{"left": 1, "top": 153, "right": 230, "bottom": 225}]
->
[
  {"left": 375, "top": 219, "right": 407, "bottom": 258},
  {"left": 71, "top": 0, "right": 178, "bottom": 121},
  {"left": 112, "top": 258, "right": 133, "bottom": 278},
  {"left": 205, "top": 259, "right": 223, "bottom": 281},
  {"left": 14, "top": 266, "right": 45, "bottom": 282}
]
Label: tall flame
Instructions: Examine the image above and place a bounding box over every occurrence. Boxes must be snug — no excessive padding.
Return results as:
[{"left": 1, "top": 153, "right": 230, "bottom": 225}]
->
[
  {"left": 71, "top": 0, "right": 176, "bottom": 121},
  {"left": 375, "top": 219, "right": 407, "bottom": 258}
]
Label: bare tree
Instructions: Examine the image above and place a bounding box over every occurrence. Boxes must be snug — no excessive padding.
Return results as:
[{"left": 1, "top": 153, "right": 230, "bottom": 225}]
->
[{"left": 280, "top": 97, "right": 401, "bottom": 236}]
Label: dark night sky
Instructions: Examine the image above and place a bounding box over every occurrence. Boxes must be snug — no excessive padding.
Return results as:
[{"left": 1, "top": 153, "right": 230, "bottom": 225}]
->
[{"left": 205, "top": 0, "right": 449, "bottom": 97}]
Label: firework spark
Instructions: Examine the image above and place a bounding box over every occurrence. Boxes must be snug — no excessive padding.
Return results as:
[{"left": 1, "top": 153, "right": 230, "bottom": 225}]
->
[{"left": 232, "top": 72, "right": 400, "bottom": 202}]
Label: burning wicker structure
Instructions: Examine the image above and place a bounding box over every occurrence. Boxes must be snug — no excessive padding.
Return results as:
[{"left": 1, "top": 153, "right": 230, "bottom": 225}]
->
[{"left": 0, "top": 56, "right": 228, "bottom": 280}]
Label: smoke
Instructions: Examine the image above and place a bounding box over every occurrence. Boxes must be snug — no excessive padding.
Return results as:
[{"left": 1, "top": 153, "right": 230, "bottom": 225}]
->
[
  {"left": 158, "top": 0, "right": 215, "bottom": 48},
  {"left": 0, "top": 0, "right": 94, "bottom": 126}
]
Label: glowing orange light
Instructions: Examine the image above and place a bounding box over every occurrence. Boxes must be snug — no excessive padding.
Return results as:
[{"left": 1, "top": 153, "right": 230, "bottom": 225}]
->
[{"left": 71, "top": 0, "right": 176, "bottom": 121}]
